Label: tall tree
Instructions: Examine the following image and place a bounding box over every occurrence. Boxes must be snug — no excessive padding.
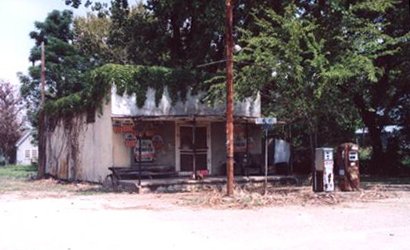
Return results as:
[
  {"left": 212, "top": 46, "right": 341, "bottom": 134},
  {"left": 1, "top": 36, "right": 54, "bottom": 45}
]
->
[
  {"left": 236, "top": 0, "right": 409, "bottom": 173},
  {"left": 64, "top": 0, "right": 409, "bottom": 173},
  {"left": 235, "top": 3, "right": 360, "bottom": 170},
  {"left": 0, "top": 81, "right": 23, "bottom": 164},
  {"left": 19, "top": 10, "right": 89, "bottom": 129},
  {"left": 320, "top": 0, "right": 410, "bottom": 173},
  {"left": 73, "top": 13, "right": 115, "bottom": 66}
]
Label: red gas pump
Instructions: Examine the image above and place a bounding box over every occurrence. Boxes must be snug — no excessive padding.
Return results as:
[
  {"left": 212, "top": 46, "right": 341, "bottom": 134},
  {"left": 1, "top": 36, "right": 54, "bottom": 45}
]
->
[{"left": 336, "top": 143, "right": 360, "bottom": 191}]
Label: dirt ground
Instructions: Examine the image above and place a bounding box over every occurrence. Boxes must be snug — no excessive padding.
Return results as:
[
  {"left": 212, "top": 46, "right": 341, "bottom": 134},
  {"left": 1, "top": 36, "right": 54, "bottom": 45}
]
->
[{"left": 0, "top": 179, "right": 410, "bottom": 250}]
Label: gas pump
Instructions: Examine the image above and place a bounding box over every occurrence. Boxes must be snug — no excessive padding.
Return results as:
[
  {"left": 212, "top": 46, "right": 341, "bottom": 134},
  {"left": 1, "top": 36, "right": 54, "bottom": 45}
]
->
[
  {"left": 336, "top": 143, "right": 360, "bottom": 191},
  {"left": 313, "top": 148, "right": 334, "bottom": 192}
]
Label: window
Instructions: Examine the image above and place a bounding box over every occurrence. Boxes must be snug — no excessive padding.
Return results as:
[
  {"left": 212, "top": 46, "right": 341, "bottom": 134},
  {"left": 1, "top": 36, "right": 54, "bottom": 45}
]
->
[
  {"left": 32, "top": 149, "right": 38, "bottom": 159},
  {"left": 25, "top": 150, "right": 30, "bottom": 158}
]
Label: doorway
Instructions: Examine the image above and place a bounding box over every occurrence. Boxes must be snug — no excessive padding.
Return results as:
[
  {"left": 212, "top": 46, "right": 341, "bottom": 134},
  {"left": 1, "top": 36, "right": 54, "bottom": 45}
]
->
[{"left": 176, "top": 122, "right": 211, "bottom": 174}]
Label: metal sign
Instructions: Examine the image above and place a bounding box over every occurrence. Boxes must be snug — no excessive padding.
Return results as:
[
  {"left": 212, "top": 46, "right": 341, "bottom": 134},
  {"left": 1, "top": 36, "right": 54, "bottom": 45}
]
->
[
  {"left": 255, "top": 117, "right": 277, "bottom": 195},
  {"left": 255, "top": 117, "right": 277, "bottom": 125}
]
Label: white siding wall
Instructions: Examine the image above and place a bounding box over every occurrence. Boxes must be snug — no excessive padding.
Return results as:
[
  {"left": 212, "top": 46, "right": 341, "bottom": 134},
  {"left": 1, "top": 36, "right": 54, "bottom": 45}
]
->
[
  {"left": 45, "top": 103, "right": 114, "bottom": 183},
  {"left": 112, "top": 132, "right": 131, "bottom": 167},
  {"left": 16, "top": 135, "right": 37, "bottom": 165}
]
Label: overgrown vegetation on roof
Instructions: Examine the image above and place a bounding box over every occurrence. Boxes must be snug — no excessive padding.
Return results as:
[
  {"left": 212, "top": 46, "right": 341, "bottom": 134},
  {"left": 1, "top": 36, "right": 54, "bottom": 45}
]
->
[{"left": 43, "top": 63, "right": 202, "bottom": 117}]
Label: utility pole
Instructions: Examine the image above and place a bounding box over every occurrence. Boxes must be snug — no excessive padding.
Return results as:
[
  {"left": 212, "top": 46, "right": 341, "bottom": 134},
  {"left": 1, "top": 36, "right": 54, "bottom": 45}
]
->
[
  {"left": 225, "top": 0, "right": 234, "bottom": 196},
  {"left": 37, "top": 41, "right": 46, "bottom": 178},
  {"left": 40, "top": 41, "right": 45, "bottom": 106}
]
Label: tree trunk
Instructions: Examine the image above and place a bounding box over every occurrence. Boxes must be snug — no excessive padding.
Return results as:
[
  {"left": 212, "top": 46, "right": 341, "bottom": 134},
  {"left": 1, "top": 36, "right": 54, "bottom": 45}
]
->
[
  {"left": 37, "top": 111, "right": 46, "bottom": 178},
  {"left": 309, "top": 130, "right": 315, "bottom": 173},
  {"left": 353, "top": 94, "right": 384, "bottom": 174}
]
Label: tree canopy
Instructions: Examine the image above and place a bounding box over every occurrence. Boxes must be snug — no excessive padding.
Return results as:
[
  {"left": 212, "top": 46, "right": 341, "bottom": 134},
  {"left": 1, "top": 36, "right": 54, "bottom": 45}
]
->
[
  {"left": 19, "top": 0, "right": 409, "bottom": 174},
  {"left": 236, "top": 0, "right": 410, "bottom": 173},
  {"left": 19, "top": 10, "right": 90, "bottom": 126},
  {"left": 0, "top": 81, "right": 23, "bottom": 164}
]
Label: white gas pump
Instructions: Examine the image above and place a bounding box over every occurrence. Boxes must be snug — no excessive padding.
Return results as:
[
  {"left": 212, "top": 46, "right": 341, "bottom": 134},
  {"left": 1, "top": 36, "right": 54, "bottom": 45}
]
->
[{"left": 313, "top": 148, "right": 334, "bottom": 192}]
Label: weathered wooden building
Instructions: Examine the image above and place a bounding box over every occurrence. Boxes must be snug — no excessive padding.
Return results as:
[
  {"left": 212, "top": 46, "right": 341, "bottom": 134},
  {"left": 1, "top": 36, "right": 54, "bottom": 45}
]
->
[{"left": 45, "top": 87, "right": 262, "bottom": 183}]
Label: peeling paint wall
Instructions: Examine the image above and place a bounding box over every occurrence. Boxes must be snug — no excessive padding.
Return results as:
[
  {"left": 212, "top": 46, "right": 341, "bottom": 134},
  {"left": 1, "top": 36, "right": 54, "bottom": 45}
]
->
[
  {"left": 111, "top": 87, "right": 261, "bottom": 117},
  {"left": 45, "top": 86, "right": 262, "bottom": 182},
  {"left": 112, "top": 131, "right": 131, "bottom": 167},
  {"left": 45, "top": 103, "right": 113, "bottom": 183}
]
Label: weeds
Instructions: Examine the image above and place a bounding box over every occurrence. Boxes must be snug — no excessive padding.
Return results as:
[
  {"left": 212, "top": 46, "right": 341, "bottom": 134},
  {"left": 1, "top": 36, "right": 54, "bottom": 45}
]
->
[
  {"left": 0, "top": 164, "right": 107, "bottom": 195},
  {"left": 178, "top": 183, "right": 404, "bottom": 209},
  {"left": 0, "top": 164, "right": 37, "bottom": 179}
]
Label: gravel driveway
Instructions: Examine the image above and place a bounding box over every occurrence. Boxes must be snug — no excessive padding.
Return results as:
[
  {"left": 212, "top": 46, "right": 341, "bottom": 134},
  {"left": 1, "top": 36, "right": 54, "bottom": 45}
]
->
[{"left": 1, "top": 185, "right": 410, "bottom": 250}]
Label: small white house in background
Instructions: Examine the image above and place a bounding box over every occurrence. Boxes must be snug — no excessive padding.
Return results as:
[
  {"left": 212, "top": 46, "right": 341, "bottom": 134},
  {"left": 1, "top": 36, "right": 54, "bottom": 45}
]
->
[
  {"left": 15, "top": 131, "right": 38, "bottom": 165},
  {"left": 355, "top": 125, "right": 402, "bottom": 149}
]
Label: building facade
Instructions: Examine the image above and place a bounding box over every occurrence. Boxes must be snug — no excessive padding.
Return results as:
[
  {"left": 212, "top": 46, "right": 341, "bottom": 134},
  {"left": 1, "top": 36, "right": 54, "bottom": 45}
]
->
[{"left": 45, "top": 87, "right": 262, "bottom": 183}]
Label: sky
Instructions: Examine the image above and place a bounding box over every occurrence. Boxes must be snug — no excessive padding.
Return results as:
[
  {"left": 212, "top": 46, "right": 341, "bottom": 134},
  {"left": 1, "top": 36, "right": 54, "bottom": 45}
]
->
[{"left": 0, "top": 0, "right": 104, "bottom": 87}]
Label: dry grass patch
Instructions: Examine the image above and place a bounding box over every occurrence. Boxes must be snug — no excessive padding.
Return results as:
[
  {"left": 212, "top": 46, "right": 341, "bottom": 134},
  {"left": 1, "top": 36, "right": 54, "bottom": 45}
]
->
[{"left": 177, "top": 184, "right": 402, "bottom": 209}]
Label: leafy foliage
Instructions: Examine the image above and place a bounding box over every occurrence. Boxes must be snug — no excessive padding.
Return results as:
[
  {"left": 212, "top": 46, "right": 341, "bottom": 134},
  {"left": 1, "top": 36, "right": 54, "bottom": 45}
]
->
[
  {"left": 0, "top": 81, "right": 23, "bottom": 164},
  {"left": 237, "top": 4, "right": 359, "bottom": 139},
  {"left": 236, "top": 0, "right": 409, "bottom": 173},
  {"left": 73, "top": 13, "right": 114, "bottom": 66},
  {"left": 19, "top": 10, "right": 90, "bottom": 127},
  {"left": 48, "top": 0, "right": 409, "bottom": 175},
  {"left": 44, "top": 64, "right": 201, "bottom": 117}
]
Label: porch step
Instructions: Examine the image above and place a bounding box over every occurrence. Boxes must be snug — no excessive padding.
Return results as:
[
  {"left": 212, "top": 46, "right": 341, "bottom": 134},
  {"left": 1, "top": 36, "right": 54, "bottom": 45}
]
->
[
  {"left": 117, "top": 175, "right": 299, "bottom": 193},
  {"left": 109, "top": 166, "right": 177, "bottom": 181}
]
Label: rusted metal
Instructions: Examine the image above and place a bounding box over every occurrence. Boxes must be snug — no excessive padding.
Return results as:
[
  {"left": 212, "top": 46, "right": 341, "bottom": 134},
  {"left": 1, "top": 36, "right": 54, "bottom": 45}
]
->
[
  {"left": 225, "top": 0, "right": 234, "bottom": 196},
  {"left": 336, "top": 143, "right": 360, "bottom": 191}
]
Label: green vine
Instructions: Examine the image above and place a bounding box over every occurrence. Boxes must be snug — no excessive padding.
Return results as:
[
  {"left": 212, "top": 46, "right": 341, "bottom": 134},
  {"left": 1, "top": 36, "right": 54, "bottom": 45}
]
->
[{"left": 44, "top": 64, "right": 202, "bottom": 117}]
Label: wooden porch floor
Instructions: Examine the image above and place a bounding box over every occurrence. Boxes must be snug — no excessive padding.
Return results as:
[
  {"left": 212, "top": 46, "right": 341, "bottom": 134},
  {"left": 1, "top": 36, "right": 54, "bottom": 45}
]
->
[{"left": 117, "top": 175, "right": 299, "bottom": 193}]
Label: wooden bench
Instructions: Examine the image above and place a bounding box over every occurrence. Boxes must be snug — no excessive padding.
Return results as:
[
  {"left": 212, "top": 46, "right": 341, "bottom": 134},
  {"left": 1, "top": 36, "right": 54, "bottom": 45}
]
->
[{"left": 108, "top": 164, "right": 177, "bottom": 189}]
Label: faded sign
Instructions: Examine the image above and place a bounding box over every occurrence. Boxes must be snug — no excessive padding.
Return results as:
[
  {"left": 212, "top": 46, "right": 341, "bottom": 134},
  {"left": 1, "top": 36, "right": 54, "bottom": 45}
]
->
[
  {"left": 134, "top": 139, "right": 155, "bottom": 162},
  {"left": 234, "top": 125, "right": 255, "bottom": 152}
]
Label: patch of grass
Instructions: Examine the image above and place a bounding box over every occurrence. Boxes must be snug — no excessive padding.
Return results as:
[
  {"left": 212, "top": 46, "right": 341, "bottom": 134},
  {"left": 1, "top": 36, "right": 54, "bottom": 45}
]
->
[
  {"left": 0, "top": 165, "right": 110, "bottom": 195},
  {"left": 0, "top": 165, "right": 37, "bottom": 179}
]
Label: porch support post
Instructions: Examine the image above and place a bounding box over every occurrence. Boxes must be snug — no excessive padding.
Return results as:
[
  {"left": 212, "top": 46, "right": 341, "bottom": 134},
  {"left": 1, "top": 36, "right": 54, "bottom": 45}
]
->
[
  {"left": 138, "top": 134, "right": 142, "bottom": 186},
  {"left": 135, "top": 119, "right": 143, "bottom": 186},
  {"left": 192, "top": 116, "right": 196, "bottom": 178},
  {"left": 264, "top": 129, "right": 268, "bottom": 195},
  {"left": 245, "top": 121, "right": 249, "bottom": 170},
  {"left": 225, "top": 0, "right": 234, "bottom": 196}
]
